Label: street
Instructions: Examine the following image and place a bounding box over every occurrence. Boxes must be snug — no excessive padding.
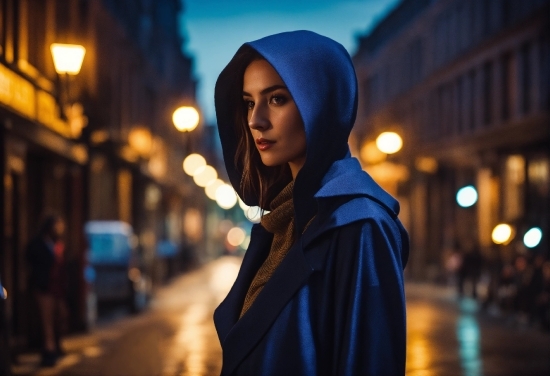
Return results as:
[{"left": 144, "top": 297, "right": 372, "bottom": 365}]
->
[{"left": 12, "top": 257, "right": 550, "bottom": 376}]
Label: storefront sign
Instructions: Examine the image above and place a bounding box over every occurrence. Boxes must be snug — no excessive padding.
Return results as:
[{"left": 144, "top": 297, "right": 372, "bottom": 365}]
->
[{"left": 0, "top": 63, "right": 71, "bottom": 137}]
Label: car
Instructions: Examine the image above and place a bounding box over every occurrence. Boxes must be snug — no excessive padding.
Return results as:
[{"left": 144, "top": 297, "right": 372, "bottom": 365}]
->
[{"left": 84, "top": 221, "right": 151, "bottom": 316}]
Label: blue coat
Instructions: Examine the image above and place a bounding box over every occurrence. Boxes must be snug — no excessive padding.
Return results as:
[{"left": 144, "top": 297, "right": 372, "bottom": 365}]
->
[
  {"left": 214, "top": 31, "right": 409, "bottom": 375},
  {"left": 214, "top": 158, "right": 408, "bottom": 375}
]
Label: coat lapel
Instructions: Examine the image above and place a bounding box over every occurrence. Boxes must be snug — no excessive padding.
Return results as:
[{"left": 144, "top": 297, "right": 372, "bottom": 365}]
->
[
  {"left": 219, "top": 233, "right": 314, "bottom": 375},
  {"left": 214, "top": 224, "right": 272, "bottom": 343}
]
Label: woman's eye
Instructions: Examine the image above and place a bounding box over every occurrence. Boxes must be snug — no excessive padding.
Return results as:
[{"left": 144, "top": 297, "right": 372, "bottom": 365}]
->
[
  {"left": 244, "top": 100, "right": 254, "bottom": 110},
  {"left": 270, "top": 95, "right": 286, "bottom": 105}
]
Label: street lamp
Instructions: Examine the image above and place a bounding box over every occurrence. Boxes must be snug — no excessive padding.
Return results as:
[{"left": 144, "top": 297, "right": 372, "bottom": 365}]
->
[
  {"left": 50, "top": 43, "right": 86, "bottom": 75},
  {"left": 173, "top": 106, "right": 200, "bottom": 132},
  {"left": 492, "top": 223, "right": 514, "bottom": 245},
  {"left": 50, "top": 43, "right": 87, "bottom": 138},
  {"left": 376, "top": 132, "right": 403, "bottom": 154}
]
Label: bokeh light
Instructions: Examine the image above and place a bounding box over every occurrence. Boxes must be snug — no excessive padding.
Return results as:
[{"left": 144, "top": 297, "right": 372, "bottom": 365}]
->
[
  {"left": 456, "top": 185, "right": 478, "bottom": 208},
  {"left": 183, "top": 153, "right": 206, "bottom": 176},
  {"left": 173, "top": 106, "right": 199, "bottom": 132},
  {"left": 205, "top": 179, "right": 224, "bottom": 200},
  {"left": 216, "top": 184, "right": 237, "bottom": 209},
  {"left": 226, "top": 227, "right": 246, "bottom": 247},
  {"left": 523, "top": 227, "right": 542, "bottom": 248},
  {"left": 376, "top": 132, "right": 403, "bottom": 154},
  {"left": 193, "top": 165, "right": 217, "bottom": 187},
  {"left": 492, "top": 223, "right": 514, "bottom": 245}
]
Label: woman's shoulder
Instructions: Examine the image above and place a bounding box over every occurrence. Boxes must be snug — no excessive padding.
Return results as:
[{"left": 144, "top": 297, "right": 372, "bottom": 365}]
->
[{"left": 314, "top": 157, "right": 400, "bottom": 219}]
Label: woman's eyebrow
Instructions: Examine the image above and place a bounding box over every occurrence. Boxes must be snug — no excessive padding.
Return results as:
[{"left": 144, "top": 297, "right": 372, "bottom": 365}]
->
[{"left": 242, "top": 84, "right": 288, "bottom": 97}]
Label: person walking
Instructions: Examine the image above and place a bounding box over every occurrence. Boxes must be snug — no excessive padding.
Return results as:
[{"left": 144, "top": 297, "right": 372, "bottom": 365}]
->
[
  {"left": 25, "top": 214, "right": 68, "bottom": 367},
  {"left": 213, "top": 30, "right": 409, "bottom": 375}
]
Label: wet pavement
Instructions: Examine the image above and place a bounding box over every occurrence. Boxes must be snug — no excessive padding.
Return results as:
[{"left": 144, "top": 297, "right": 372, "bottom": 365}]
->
[{"left": 12, "top": 256, "right": 550, "bottom": 376}]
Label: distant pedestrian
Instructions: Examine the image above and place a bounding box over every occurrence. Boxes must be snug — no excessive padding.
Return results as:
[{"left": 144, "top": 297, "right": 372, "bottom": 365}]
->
[
  {"left": 457, "top": 243, "right": 483, "bottom": 299},
  {"left": 0, "top": 273, "right": 11, "bottom": 375},
  {"left": 25, "top": 214, "right": 68, "bottom": 367},
  {"left": 535, "top": 261, "right": 550, "bottom": 331}
]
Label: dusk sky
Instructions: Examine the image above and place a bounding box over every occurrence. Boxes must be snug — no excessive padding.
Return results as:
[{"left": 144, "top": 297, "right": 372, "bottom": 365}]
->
[{"left": 179, "top": 0, "right": 401, "bottom": 124}]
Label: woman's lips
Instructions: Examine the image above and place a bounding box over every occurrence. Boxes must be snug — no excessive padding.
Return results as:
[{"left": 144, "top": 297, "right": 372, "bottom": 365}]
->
[{"left": 256, "top": 138, "right": 275, "bottom": 151}]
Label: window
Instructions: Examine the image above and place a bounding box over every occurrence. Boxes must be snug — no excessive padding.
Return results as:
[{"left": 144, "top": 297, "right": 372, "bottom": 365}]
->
[
  {"left": 457, "top": 76, "right": 464, "bottom": 133},
  {"left": 0, "top": 0, "right": 4, "bottom": 56},
  {"left": 27, "top": 0, "right": 47, "bottom": 72},
  {"left": 500, "top": 53, "right": 512, "bottom": 121},
  {"left": 527, "top": 157, "right": 549, "bottom": 225},
  {"left": 468, "top": 70, "right": 476, "bottom": 131},
  {"left": 503, "top": 155, "right": 525, "bottom": 222},
  {"left": 482, "top": 61, "right": 493, "bottom": 126},
  {"left": 55, "top": 0, "right": 70, "bottom": 41},
  {"left": 363, "top": 77, "right": 371, "bottom": 114},
  {"left": 520, "top": 42, "right": 532, "bottom": 114}
]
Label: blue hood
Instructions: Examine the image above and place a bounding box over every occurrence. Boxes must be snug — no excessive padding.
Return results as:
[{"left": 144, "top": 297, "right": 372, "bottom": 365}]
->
[{"left": 215, "top": 30, "right": 358, "bottom": 233}]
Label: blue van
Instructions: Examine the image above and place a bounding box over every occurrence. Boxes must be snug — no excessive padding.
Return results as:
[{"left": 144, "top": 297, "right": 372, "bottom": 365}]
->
[{"left": 84, "top": 221, "right": 150, "bottom": 313}]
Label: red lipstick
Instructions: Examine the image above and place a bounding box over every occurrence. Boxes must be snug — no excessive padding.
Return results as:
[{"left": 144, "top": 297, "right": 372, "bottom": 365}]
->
[{"left": 256, "top": 138, "right": 275, "bottom": 151}]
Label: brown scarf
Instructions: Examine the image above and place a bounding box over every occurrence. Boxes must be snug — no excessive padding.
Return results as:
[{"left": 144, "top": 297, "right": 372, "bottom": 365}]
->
[{"left": 240, "top": 181, "right": 295, "bottom": 318}]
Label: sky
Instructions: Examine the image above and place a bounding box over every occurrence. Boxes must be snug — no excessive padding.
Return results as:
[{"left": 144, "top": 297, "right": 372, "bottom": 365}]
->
[{"left": 179, "top": 0, "right": 401, "bottom": 125}]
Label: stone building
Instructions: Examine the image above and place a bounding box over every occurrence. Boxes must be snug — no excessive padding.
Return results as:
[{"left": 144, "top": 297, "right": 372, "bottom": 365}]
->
[
  {"left": 352, "top": 0, "right": 549, "bottom": 280},
  {"left": 0, "top": 0, "right": 198, "bottom": 351}
]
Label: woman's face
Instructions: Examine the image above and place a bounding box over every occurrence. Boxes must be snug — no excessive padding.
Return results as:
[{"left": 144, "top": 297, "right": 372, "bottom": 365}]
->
[{"left": 243, "top": 59, "right": 307, "bottom": 179}]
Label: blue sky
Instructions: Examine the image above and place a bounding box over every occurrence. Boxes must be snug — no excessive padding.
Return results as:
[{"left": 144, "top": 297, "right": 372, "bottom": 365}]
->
[{"left": 179, "top": 0, "right": 400, "bottom": 124}]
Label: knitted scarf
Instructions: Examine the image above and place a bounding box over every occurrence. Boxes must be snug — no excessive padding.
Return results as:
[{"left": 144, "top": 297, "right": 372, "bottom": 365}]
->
[{"left": 240, "top": 181, "right": 295, "bottom": 318}]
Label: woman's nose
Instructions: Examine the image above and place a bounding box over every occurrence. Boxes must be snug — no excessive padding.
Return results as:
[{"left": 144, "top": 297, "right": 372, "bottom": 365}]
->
[{"left": 248, "top": 105, "right": 270, "bottom": 131}]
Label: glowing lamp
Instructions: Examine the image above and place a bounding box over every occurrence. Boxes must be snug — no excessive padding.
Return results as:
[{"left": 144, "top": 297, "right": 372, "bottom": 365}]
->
[
  {"left": 456, "top": 185, "right": 478, "bottom": 208},
  {"left": 193, "top": 165, "right": 217, "bottom": 187},
  {"left": 205, "top": 179, "right": 224, "bottom": 200},
  {"left": 128, "top": 127, "right": 153, "bottom": 157},
  {"left": 173, "top": 106, "right": 199, "bottom": 132},
  {"left": 523, "top": 227, "right": 542, "bottom": 248},
  {"left": 492, "top": 224, "right": 514, "bottom": 245},
  {"left": 183, "top": 153, "right": 206, "bottom": 176},
  {"left": 50, "top": 43, "right": 86, "bottom": 75},
  {"left": 227, "top": 227, "right": 246, "bottom": 247},
  {"left": 376, "top": 132, "right": 403, "bottom": 154},
  {"left": 216, "top": 184, "right": 238, "bottom": 209}
]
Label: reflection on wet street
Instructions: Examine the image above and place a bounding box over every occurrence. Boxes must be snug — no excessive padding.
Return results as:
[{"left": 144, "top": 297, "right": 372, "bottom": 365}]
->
[
  {"left": 406, "top": 284, "right": 550, "bottom": 376},
  {"left": 13, "top": 257, "right": 550, "bottom": 376}
]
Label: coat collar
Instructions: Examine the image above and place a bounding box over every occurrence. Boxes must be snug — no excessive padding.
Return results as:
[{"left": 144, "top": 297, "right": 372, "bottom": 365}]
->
[{"left": 315, "top": 157, "right": 399, "bottom": 217}]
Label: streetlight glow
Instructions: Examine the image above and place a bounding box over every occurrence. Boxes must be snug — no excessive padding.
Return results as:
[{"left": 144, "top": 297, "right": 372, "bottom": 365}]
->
[
  {"left": 193, "top": 165, "right": 217, "bottom": 187},
  {"left": 523, "top": 227, "right": 542, "bottom": 248},
  {"left": 183, "top": 153, "right": 206, "bottom": 176},
  {"left": 376, "top": 132, "right": 403, "bottom": 154},
  {"left": 492, "top": 223, "right": 514, "bottom": 245},
  {"left": 227, "top": 227, "right": 246, "bottom": 247},
  {"left": 456, "top": 185, "right": 478, "bottom": 208},
  {"left": 50, "top": 43, "right": 86, "bottom": 75},
  {"left": 215, "top": 184, "right": 238, "bottom": 209},
  {"left": 173, "top": 106, "right": 199, "bottom": 132},
  {"left": 128, "top": 127, "right": 153, "bottom": 156},
  {"left": 205, "top": 179, "right": 224, "bottom": 200}
]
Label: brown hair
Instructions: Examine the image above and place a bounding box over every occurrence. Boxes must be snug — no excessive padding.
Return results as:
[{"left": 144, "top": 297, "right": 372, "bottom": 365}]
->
[{"left": 232, "top": 47, "right": 292, "bottom": 209}]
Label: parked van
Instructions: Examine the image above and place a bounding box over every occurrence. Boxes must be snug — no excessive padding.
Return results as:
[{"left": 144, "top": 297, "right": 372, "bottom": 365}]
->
[{"left": 84, "top": 221, "right": 150, "bottom": 313}]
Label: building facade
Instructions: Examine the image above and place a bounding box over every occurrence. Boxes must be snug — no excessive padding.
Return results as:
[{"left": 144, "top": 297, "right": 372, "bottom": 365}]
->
[
  {"left": 1, "top": 0, "right": 199, "bottom": 352},
  {"left": 352, "top": 0, "right": 549, "bottom": 280}
]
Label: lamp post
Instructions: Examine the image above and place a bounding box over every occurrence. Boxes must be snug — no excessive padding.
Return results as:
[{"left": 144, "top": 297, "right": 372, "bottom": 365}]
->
[
  {"left": 173, "top": 105, "right": 200, "bottom": 161},
  {"left": 50, "top": 43, "right": 87, "bottom": 138}
]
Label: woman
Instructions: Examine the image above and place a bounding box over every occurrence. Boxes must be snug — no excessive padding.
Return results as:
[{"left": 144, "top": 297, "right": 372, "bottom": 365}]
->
[
  {"left": 26, "top": 215, "right": 68, "bottom": 367},
  {"left": 214, "top": 30, "right": 409, "bottom": 376}
]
